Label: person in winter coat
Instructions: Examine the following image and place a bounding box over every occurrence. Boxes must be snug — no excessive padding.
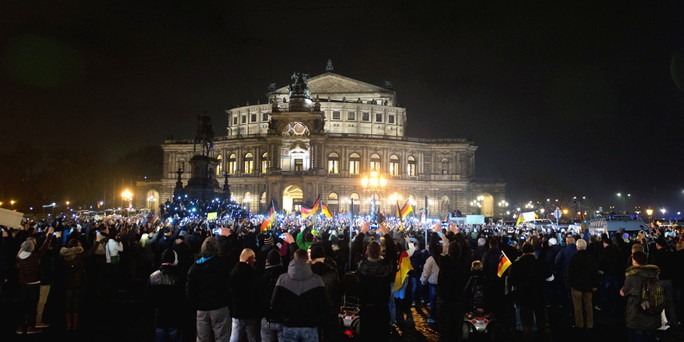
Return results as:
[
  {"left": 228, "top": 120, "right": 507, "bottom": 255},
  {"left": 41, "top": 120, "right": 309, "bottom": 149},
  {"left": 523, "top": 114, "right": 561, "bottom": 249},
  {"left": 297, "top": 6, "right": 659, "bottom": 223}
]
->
[
  {"left": 354, "top": 222, "right": 397, "bottom": 340},
  {"left": 567, "top": 239, "right": 600, "bottom": 330},
  {"left": 228, "top": 248, "right": 261, "bottom": 342},
  {"left": 260, "top": 249, "right": 286, "bottom": 342},
  {"left": 554, "top": 236, "right": 578, "bottom": 308},
  {"left": 310, "top": 243, "right": 343, "bottom": 341},
  {"left": 16, "top": 229, "right": 53, "bottom": 335},
  {"left": 508, "top": 242, "right": 553, "bottom": 341},
  {"left": 597, "top": 238, "right": 627, "bottom": 312},
  {"left": 149, "top": 248, "right": 185, "bottom": 342},
  {"left": 420, "top": 245, "right": 440, "bottom": 324},
  {"left": 433, "top": 233, "right": 468, "bottom": 342},
  {"left": 60, "top": 237, "right": 85, "bottom": 331},
  {"left": 186, "top": 237, "right": 232, "bottom": 342},
  {"left": 271, "top": 249, "right": 328, "bottom": 342},
  {"left": 620, "top": 251, "right": 662, "bottom": 342}
]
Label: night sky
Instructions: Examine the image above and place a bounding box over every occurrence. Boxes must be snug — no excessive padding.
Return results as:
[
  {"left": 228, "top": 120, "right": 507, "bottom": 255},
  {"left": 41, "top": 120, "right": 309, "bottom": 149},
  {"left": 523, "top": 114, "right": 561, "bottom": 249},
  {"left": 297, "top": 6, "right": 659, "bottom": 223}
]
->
[{"left": 2, "top": 1, "right": 683, "bottom": 211}]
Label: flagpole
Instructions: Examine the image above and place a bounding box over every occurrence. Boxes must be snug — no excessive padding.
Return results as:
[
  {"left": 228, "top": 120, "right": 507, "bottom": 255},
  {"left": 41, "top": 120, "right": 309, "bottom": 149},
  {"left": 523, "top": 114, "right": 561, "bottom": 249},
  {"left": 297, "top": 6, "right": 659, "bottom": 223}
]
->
[{"left": 349, "top": 197, "right": 354, "bottom": 272}]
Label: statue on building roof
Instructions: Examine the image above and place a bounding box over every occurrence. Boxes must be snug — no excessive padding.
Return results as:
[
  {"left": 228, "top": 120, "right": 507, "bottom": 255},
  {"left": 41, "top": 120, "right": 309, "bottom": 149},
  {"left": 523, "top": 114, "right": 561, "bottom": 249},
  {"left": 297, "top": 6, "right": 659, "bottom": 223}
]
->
[
  {"left": 194, "top": 114, "right": 214, "bottom": 156},
  {"left": 288, "top": 72, "right": 311, "bottom": 98},
  {"left": 326, "top": 59, "right": 334, "bottom": 72}
]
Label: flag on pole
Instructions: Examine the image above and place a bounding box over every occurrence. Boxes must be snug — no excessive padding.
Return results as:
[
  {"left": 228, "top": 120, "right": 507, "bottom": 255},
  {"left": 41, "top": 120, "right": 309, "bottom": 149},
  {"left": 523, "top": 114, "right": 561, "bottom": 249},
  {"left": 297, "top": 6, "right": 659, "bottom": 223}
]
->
[
  {"left": 497, "top": 251, "right": 512, "bottom": 277},
  {"left": 394, "top": 250, "right": 414, "bottom": 292},
  {"left": 515, "top": 213, "right": 524, "bottom": 226},
  {"left": 398, "top": 201, "right": 413, "bottom": 219},
  {"left": 261, "top": 202, "right": 276, "bottom": 231},
  {"left": 321, "top": 202, "right": 333, "bottom": 219},
  {"left": 301, "top": 196, "right": 320, "bottom": 219}
]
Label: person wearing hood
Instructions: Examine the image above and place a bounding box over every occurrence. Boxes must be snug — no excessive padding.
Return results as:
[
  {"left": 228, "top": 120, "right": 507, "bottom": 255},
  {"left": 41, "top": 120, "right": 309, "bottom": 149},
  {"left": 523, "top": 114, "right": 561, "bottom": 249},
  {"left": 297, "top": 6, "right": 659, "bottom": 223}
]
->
[
  {"left": 260, "top": 249, "right": 286, "bottom": 342},
  {"left": 186, "top": 237, "right": 232, "bottom": 341},
  {"left": 310, "top": 243, "right": 343, "bottom": 341},
  {"left": 271, "top": 248, "right": 327, "bottom": 342},
  {"left": 16, "top": 227, "right": 54, "bottom": 335},
  {"left": 60, "top": 237, "right": 86, "bottom": 331},
  {"left": 621, "top": 251, "right": 662, "bottom": 341},
  {"left": 149, "top": 248, "right": 185, "bottom": 342},
  {"left": 228, "top": 248, "right": 261, "bottom": 342}
]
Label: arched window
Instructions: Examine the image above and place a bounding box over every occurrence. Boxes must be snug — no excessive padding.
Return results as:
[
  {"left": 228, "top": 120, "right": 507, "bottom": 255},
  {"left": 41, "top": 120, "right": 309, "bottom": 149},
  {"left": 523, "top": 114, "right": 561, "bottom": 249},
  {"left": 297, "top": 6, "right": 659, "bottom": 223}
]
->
[
  {"left": 370, "top": 153, "right": 381, "bottom": 171},
  {"left": 328, "top": 192, "right": 339, "bottom": 204},
  {"left": 328, "top": 152, "right": 340, "bottom": 174},
  {"left": 389, "top": 155, "right": 399, "bottom": 176},
  {"left": 216, "top": 155, "right": 223, "bottom": 175},
  {"left": 261, "top": 152, "right": 268, "bottom": 173},
  {"left": 350, "top": 193, "right": 360, "bottom": 201},
  {"left": 349, "top": 153, "right": 360, "bottom": 175},
  {"left": 228, "top": 154, "right": 237, "bottom": 174},
  {"left": 407, "top": 156, "right": 416, "bottom": 176},
  {"left": 244, "top": 153, "right": 254, "bottom": 174}
]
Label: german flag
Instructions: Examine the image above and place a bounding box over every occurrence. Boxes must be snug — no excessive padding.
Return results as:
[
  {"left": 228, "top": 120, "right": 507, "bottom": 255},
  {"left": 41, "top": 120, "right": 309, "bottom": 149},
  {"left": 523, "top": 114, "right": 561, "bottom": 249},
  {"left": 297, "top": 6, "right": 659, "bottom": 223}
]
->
[
  {"left": 398, "top": 201, "right": 413, "bottom": 219},
  {"left": 321, "top": 202, "right": 333, "bottom": 219},
  {"left": 497, "top": 251, "right": 512, "bottom": 277},
  {"left": 301, "top": 196, "right": 320, "bottom": 219},
  {"left": 260, "top": 202, "right": 276, "bottom": 231},
  {"left": 394, "top": 250, "right": 414, "bottom": 292}
]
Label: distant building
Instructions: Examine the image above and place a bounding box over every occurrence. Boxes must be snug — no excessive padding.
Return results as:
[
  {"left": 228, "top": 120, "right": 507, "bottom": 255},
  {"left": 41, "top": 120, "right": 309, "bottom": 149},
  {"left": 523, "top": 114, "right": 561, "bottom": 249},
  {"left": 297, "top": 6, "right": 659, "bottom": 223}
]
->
[{"left": 138, "top": 70, "right": 505, "bottom": 217}]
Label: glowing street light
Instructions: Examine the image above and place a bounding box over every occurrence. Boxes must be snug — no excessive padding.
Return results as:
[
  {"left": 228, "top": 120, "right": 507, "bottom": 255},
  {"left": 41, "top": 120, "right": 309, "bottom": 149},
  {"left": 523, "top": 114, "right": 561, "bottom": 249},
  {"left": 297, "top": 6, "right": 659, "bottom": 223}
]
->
[
  {"left": 361, "top": 170, "right": 387, "bottom": 221},
  {"left": 121, "top": 189, "right": 133, "bottom": 208}
]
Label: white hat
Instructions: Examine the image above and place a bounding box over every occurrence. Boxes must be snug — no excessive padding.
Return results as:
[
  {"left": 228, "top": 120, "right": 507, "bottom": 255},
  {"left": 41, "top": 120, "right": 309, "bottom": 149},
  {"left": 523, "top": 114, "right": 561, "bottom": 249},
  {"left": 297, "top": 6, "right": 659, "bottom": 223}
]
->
[{"left": 548, "top": 237, "right": 558, "bottom": 246}]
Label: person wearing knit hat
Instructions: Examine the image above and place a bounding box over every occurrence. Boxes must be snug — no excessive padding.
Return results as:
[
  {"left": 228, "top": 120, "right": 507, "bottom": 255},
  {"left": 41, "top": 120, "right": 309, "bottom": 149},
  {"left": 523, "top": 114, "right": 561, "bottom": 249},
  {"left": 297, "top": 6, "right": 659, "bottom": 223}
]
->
[
  {"left": 264, "top": 235, "right": 274, "bottom": 246},
  {"left": 16, "top": 228, "right": 54, "bottom": 335},
  {"left": 149, "top": 248, "right": 184, "bottom": 340}
]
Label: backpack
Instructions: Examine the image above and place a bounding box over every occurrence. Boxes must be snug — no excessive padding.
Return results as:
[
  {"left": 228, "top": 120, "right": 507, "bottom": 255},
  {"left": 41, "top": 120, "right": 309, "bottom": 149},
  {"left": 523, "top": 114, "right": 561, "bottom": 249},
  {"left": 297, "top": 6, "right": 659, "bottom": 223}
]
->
[{"left": 639, "top": 276, "right": 665, "bottom": 315}]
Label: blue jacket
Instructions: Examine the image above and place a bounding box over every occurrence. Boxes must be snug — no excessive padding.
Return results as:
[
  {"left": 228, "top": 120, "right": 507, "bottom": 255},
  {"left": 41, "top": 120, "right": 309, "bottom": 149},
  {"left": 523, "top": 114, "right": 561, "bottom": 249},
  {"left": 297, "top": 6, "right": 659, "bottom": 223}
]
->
[{"left": 554, "top": 243, "right": 577, "bottom": 277}]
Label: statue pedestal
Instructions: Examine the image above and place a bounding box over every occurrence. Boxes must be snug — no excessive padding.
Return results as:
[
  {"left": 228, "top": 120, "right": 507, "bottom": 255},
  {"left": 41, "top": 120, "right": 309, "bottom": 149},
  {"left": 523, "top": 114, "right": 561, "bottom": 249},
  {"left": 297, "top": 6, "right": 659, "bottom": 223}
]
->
[{"left": 185, "top": 155, "right": 221, "bottom": 200}]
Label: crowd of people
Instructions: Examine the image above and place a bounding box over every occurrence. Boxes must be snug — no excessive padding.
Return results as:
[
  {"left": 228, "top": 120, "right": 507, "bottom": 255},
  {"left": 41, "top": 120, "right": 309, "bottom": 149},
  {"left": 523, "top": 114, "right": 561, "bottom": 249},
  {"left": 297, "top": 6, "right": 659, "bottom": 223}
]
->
[{"left": 1, "top": 208, "right": 683, "bottom": 342}]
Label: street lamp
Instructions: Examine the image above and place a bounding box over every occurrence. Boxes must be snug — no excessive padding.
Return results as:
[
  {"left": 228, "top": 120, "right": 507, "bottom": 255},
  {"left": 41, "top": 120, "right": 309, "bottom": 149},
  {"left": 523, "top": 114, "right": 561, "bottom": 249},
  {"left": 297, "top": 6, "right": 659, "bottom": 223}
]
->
[
  {"left": 121, "top": 189, "right": 133, "bottom": 209},
  {"left": 361, "top": 170, "right": 387, "bottom": 222}
]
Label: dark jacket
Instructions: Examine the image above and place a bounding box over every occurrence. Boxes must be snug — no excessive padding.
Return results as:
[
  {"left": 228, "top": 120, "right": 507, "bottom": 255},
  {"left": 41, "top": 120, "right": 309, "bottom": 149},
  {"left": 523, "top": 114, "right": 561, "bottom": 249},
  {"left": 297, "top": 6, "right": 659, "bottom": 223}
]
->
[
  {"left": 186, "top": 255, "right": 231, "bottom": 311},
  {"left": 567, "top": 250, "right": 600, "bottom": 292},
  {"left": 651, "top": 247, "right": 675, "bottom": 281},
  {"left": 271, "top": 259, "right": 327, "bottom": 327},
  {"left": 260, "top": 264, "right": 286, "bottom": 321},
  {"left": 554, "top": 243, "right": 577, "bottom": 277},
  {"left": 434, "top": 253, "right": 467, "bottom": 303},
  {"left": 149, "top": 265, "right": 185, "bottom": 328},
  {"left": 622, "top": 265, "right": 662, "bottom": 330},
  {"left": 357, "top": 256, "right": 394, "bottom": 307},
  {"left": 509, "top": 253, "right": 552, "bottom": 305},
  {"left": 598, "top": 244, "right": 627, "bottom": 277},
  {"left": 311, "top": 260, "right": 342, "bottom": 315},
  {"left": 229, "top": 262, "right": 261, "bottom": 319}
]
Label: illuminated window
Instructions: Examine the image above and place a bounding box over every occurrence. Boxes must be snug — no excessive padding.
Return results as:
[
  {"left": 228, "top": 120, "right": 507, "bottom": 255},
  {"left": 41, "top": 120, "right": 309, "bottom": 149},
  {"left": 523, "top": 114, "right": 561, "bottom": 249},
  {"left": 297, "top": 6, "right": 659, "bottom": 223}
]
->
[
  {"left": 370, "top": 154, "right": 381, "bottom": 171},
  {"left": 328, "top": 192, "right": 339, "bottom": 204},
  {"left": 350, "top": 192, "right": 360, "bottom": 201},
  {"left": 228, "top": 154, "right": 237, "bottom": 174},
  {"left": 349, "top": 153, "right": 360, "bottom": 175},
  {"left": 389, "top": 155, "right": 399, "bottom": 176},
  {"left": 216, "top": 155, "right": 223, "bottom": 175},
  {"left": 261, "top": 152, "right": 268, "bottom": 173},
  {"left": 407, "top": 156, "right": 416, "bottom": 176},
  {"left": 244, "top": 153, "right": 254, "bottom": 173},
  {"left": 294, "top": 159, "right": 303, "bottom": 172},
  {"left": 328, "top": 152, "right": 340, "bottom": 174}
]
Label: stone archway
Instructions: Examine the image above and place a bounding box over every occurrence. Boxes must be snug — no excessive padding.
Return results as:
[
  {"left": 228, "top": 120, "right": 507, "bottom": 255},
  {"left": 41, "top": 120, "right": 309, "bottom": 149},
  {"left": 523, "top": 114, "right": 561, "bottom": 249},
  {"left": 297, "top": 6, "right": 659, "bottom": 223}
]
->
[{"left": 283, "top": 185, "right": 304, "bottom": 214}]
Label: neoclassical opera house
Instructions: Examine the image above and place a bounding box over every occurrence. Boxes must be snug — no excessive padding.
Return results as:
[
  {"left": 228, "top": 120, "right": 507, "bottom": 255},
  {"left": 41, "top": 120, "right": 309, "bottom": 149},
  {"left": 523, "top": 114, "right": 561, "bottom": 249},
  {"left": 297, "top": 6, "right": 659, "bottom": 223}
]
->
[{"left": 138, "top": 68, "right": 505, "bottom": 218}]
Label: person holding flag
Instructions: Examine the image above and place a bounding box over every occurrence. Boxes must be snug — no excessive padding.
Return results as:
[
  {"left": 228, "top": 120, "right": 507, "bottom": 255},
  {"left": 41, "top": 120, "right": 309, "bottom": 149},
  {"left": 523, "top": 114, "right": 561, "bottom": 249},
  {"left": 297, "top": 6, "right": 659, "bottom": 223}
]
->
[
  {"left": 260, "top": 202, "right": 276, "bottom": 231},
  {"left": 300, "top": 197, "right": 320, "bottom": 220}
]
